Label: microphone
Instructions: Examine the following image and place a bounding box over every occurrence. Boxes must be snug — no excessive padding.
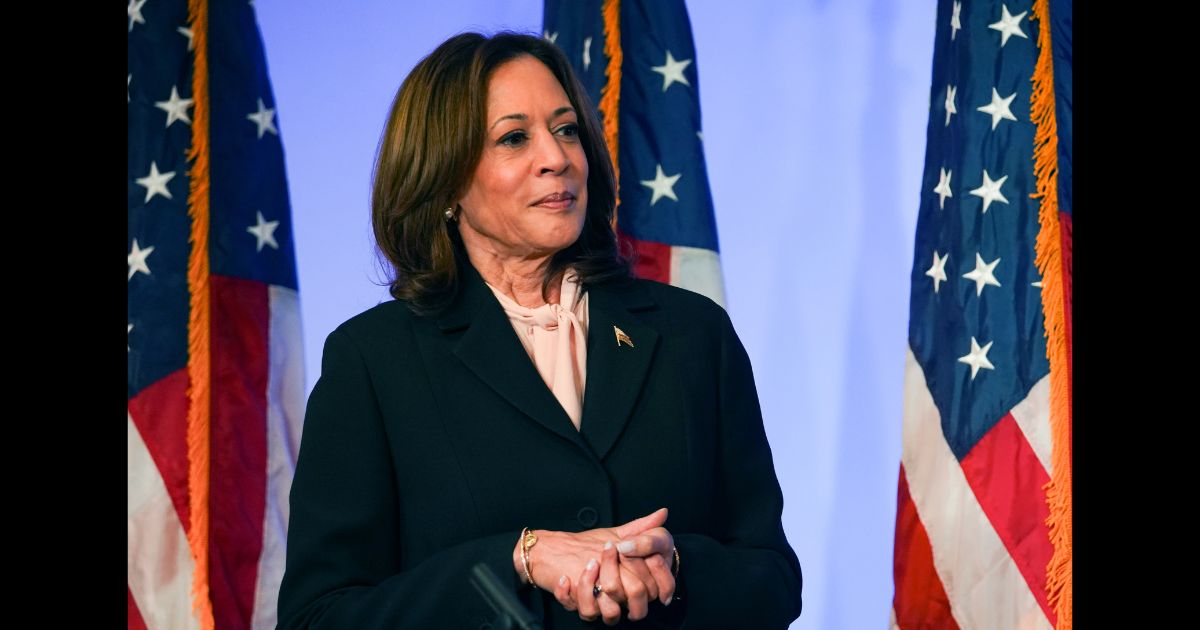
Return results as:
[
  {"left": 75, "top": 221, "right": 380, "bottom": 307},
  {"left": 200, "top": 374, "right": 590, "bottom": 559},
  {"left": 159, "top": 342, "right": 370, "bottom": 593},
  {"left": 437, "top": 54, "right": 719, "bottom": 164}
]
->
[{"left": 469, "top": 563, "right": 544, "bottom": 630}]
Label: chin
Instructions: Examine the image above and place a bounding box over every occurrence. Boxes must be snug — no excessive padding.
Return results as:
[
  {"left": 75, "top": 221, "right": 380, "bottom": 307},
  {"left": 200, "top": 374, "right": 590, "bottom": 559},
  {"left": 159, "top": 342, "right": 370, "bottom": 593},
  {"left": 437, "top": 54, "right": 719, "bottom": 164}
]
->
[
  {"left": 538, "top": 231, "right": 584, "bottom": 255},
  {"left": 539, "top": 219, "right": 585, "bottom": 249},
  {"left": 545, "top": 238, "right": 581, "bottom": 255}
]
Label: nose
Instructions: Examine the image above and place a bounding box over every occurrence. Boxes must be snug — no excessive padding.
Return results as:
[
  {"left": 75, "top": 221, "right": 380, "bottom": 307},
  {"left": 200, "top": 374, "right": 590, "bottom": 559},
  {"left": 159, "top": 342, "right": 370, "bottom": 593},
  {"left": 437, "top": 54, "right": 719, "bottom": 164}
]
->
[{"left": 535, "top": 130, "right": 571, "bottom": 176}]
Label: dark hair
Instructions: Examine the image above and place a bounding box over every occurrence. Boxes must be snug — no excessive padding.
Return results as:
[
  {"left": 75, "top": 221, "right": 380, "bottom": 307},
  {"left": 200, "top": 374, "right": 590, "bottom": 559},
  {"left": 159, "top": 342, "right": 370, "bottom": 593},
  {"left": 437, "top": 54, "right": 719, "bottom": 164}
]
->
[{"left": 371, "top": 31, "right": 631, "bottom": 315}]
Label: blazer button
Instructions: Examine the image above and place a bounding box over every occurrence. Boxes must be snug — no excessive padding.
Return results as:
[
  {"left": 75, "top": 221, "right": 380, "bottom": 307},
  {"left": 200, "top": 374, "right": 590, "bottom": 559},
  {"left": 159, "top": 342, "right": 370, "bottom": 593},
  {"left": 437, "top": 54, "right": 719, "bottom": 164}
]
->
[{"left": 577, "top": 506, "right": 598, "bottom": 527}]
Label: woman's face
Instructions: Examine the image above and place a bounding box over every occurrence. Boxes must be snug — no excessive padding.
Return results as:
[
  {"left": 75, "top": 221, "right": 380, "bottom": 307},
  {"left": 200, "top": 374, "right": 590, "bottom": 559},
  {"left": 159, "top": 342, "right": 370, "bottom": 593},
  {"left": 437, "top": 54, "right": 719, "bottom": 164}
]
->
[{"left": 457, "top": 55, "right": 589, "bottom": 261}]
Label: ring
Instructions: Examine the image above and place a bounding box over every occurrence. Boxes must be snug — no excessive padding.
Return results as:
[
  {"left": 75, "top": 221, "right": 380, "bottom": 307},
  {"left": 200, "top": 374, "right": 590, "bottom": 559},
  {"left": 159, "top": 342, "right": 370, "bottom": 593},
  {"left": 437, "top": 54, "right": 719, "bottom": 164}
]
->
[{"left": 592, "top": 584, "right": 603, "bottom": 597}]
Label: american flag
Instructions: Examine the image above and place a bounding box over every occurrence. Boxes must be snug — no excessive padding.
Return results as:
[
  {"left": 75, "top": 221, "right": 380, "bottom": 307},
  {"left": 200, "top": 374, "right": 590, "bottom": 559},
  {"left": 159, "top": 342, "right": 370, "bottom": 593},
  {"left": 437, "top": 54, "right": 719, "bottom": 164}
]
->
[
  {"left": 543, "top": 0, "right": 725, "bottom": 306},
  {"left": 127, "top": 1, "right": 304, "bottom": 628},
  {"left": 891, "top": 0, "right": 1072, "bottom": 628}
]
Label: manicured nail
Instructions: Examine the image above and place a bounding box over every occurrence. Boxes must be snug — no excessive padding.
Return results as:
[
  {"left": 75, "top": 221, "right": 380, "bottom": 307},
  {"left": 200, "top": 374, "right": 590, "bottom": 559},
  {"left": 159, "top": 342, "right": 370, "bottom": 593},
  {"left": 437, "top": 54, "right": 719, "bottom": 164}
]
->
[
  {"left": 603, "top": 541, "right": 613, "bottom": 550},
  {"left": 559, "top": 575, "right": 567, "bottom": 586},
  {"left": 617, "top": 540, "right": 635, "bottom": 554},
  {"left": 586, "top": 558, "right": 597, "bottom": 570},
  {"left": 665, "top": 593, "right": 674, "bottom": 606}
]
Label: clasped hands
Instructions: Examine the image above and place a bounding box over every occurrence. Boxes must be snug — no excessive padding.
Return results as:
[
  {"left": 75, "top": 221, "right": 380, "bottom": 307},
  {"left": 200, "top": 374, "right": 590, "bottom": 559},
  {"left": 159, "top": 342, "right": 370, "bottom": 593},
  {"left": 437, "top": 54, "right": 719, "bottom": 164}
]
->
[{"left": 514, "top": 507, "right": 675, "bottom": 625}]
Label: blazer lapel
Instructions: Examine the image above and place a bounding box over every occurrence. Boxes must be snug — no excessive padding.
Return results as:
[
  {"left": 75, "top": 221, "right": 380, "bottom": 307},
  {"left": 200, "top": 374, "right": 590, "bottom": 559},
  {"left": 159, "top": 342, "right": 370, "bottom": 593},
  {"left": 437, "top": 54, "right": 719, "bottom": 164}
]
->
[
  {"left": 579, "top": 280, "right": 660, "bottom": 461},
  {"left": 438, "top": 264, "right": 586, "bottom": 449}
]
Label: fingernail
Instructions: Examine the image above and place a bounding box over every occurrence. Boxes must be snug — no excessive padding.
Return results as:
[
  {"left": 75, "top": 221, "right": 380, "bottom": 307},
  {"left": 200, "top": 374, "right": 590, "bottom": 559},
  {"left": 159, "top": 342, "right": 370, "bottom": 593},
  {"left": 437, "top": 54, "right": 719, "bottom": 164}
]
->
[
  {"left": 617, "top": 540, "right": 635, "bottom": 554},
  {"left": 603, "top": 541, "right": 613, "bottom": 550},
  {"left": 559, "top": 575, "right": 567, "bottom": 586},
  {"left": 665, "top": 593, "right": 674, "bottom": 606},
  {"left": 586, "top": 558, "right": 597, "bottom": 570}
]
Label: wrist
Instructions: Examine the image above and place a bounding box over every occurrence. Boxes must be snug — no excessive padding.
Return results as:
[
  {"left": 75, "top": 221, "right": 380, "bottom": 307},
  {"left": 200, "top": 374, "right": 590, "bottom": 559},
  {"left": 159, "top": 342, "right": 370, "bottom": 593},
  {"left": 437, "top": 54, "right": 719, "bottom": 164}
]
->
[
  {"left": 515, "top": 527, "right": 539, "bottom": 587},
  {"left": 513, "top": 533, "right": 528, "bottom": 585}
]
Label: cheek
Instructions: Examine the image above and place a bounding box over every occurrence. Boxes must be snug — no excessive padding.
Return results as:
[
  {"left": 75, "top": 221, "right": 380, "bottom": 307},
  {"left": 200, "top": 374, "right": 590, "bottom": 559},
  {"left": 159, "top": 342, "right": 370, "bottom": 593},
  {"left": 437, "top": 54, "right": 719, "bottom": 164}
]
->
[
  {"left": 576, "top": 146, "right": 589, "bottom": 180},
  {"left": 576, "top": 190, "right": 589, "bottom": 222},
  {"left": 486, "top": 165, "right": 526, "bottom": 203},
  {"left": 573, "top": 148, "right": 589, "bottom": 214},
  {"left": 463, "top": 161, "right": 523, "bottom": 225}
]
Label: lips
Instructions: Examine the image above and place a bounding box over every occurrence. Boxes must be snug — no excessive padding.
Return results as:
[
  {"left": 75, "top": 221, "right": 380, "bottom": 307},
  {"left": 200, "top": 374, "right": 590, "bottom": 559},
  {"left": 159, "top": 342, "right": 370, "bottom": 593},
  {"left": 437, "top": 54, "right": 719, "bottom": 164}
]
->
[{"left": 531, "top": 191, "right": 577, "bottom": 206}]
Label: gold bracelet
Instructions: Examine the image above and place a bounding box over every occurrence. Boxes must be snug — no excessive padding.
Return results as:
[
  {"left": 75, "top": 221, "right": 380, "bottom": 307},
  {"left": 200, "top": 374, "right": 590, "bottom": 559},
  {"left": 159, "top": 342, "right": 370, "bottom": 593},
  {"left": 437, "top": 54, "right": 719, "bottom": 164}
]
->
[
  {"left": 520, "top": 527, "right": 539, "bottom": 588},
  {"left": 672, "top": 546, "right": 680, "bottom": 577}
]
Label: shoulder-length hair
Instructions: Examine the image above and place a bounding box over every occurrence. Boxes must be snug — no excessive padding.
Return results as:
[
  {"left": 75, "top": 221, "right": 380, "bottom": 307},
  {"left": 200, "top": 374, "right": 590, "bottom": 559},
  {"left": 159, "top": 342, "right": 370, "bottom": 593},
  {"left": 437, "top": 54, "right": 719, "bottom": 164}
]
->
[{"left": 371, "top": 31, "right": 631, "bottom": 315}]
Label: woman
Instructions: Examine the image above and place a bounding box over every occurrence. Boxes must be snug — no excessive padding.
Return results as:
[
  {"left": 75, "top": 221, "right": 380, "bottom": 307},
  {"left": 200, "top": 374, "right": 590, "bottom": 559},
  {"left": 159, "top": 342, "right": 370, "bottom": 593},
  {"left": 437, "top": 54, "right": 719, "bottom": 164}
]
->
[{"left": 277, "top": 31, "right": 802, "bottom": 628}]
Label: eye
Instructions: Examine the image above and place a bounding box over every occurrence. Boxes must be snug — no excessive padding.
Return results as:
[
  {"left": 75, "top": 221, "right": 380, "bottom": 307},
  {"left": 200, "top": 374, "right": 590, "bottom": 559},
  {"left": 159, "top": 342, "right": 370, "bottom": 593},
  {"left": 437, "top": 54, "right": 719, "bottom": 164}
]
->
[
  {"left": 498, "top": 130, "right": 528, "bottom": 147},
  {"left": 556, "top": 123, "right": 580, "bottom": 139}
]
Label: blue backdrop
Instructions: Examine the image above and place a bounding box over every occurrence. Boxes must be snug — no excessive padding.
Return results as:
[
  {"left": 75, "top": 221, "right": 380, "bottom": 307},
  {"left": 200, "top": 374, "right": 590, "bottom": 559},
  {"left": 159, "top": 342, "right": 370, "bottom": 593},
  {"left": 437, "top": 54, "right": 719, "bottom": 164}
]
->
[{"left": 255, "top": 1, "right": 936, "bottom": 627}]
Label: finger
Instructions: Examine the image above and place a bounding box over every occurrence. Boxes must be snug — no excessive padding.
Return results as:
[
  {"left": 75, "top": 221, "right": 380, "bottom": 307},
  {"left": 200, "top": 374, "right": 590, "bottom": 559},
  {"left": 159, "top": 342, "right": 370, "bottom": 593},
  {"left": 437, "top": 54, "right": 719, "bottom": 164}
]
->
[
  {"left": 598, "top": 542, "right": 627, "bottom": 604},
  {"left": 577, "top": 557, "right": 600, "bottom": 622},
  {"left": 617, "top": 564, "right": 650, "bottom": 621},
  {"left": 645, "top": 552, "right": 676, "bottom": 605},
  {"left": 615, "top": 528, "right": 674, "bottom": 558},
  {"left": 598, "top": 542, "right": 625, "bottom": 625},
  {"left": 598, "top": 590, "right": 623, "bottom": 626},
  {"left": 613, "top": 507, "right": 668, "bottom": 539},
  {"left": 618, "top": 555, "right": 659, "bottom": 602},
  {"left": 553, "top": 574, "right": 576, "bottom": 612}
]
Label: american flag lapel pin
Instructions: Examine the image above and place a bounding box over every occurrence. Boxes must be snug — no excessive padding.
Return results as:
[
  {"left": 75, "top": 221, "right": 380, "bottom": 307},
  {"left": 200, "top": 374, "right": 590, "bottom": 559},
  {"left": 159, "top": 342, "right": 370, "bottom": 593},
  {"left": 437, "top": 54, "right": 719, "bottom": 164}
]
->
[{"left": 613, "top": 325, "right": 634, "bottom": 348}]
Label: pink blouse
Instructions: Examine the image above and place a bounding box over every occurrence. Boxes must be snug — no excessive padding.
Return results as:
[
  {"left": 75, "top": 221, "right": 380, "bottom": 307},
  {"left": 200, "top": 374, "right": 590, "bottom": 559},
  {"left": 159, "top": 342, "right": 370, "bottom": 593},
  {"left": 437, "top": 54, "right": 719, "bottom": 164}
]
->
[{"left": 485, "top": 271, "right": 590, "bottom": 430}]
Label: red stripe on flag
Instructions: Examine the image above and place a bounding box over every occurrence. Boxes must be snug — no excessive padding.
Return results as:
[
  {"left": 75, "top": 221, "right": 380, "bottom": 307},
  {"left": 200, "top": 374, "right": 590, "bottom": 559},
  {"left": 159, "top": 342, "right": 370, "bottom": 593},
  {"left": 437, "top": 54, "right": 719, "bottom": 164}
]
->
[
  {"left": 959, "top": 413, "right": 1055, "bottom": 623},
  {"left": 892, "top": 463, "right": 960, "bottom": 630},
  {"left": 128, "top": 369, "right": 193, "bottom": 533},
  {"left": 209, "top": 275, "right": 270, "bottom": 629},
  {"left": 128, "top": 585, "right": 149, "bottom": 630},
  {"left": 617, "top": 230, "right": 671, "bottom": 283}
]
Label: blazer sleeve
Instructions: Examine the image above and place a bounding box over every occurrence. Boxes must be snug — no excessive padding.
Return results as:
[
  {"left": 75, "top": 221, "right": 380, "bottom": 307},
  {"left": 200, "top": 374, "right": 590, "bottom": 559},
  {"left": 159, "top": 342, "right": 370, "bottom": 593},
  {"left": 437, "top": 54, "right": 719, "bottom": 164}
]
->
[
  {"left": 277, "top": 328, "right": 528, "bottom": 629},
  {"left": 669, "top": 307, "right": 803, "bottom": 628}
]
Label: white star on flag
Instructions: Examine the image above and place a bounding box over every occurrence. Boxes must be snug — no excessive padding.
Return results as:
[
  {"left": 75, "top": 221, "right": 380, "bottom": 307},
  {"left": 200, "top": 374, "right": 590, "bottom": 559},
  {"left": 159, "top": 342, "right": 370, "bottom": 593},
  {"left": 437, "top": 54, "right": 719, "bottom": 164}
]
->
[
  {"left": 958, "top": 337, "right": 996, "bottom": 380},
  {"left": 155, "top": 86, "right": 195, "bottom": 128},
  {"left": 977, "top": 88, "right": 1018, "bottom": 130},
  {"left": 951, "top": 2, "right": 963, "bottom": 41},
  {"left": 178, "top": 26, "right": 195, "bottom": 51},
  {"left": 651, "top": 51, "right": 693, "bottom": 92},
  {"left": 962, "top": 253, "right": 1002, "bottom": 296},
  {"left": 247, "top": 211, "right": 281, "bottom": 252},
  {"left": 128, "top": 239, "right": 155, "bottom": 281},
  {"left": 926, "top": 250, "right": 950, "bottom": 293},
  {"left": 247, "top": 98, "right": 278, "bottom": 139},
  {"left": 641, "top": 164, "right": 682, "bottom": 205},
  {"left": 989, "top": 4, "right": 1029, "bottom": 47},
  {"left": 583, "top": 37, "right": 593, "bottom": 71},
  {"left": 128, "top": 323, "right": 134, "bottom": 352},
  {"left": 128, "top": 0, "right": 147, "bottom": 33},
  {"left": 543, "top": 30, "right": 558, "bottom": 44},
  {"left": 969, "top": 170, "right": 1009, "bottom": 213},
  {"left": 944, "top": 85, "right": 958, "bottom": 126},
  {"left": 128, "top": 74, "right": 132, "bottom": 104},
  {"left": 934, "top": 167, "right": 953, "bottom": 209},
  {"left": 136, "top": 162, "right": 176, "bottom": 203}
]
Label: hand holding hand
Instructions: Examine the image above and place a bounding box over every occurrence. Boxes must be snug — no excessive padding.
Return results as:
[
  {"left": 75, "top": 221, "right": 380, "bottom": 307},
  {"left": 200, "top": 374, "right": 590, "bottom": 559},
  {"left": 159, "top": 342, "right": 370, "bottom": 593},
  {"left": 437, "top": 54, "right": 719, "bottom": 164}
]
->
[{"left": 535, "top": 508, "right": 675, "bottom": 624}]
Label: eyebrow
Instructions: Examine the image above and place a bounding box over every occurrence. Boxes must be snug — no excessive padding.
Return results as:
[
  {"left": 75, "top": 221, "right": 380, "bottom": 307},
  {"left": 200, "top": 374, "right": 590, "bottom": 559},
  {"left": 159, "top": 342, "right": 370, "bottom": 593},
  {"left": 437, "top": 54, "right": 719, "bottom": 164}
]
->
[{"left": 490, "top": 106, "right": 577, "bottom": 131}]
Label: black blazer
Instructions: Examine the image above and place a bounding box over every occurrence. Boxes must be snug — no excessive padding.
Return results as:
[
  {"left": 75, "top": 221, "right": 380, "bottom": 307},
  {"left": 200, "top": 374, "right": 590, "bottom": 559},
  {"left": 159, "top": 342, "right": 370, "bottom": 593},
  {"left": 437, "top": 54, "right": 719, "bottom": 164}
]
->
[{"left": 277, "top": 263, "right": 802, "bottom": 629}]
